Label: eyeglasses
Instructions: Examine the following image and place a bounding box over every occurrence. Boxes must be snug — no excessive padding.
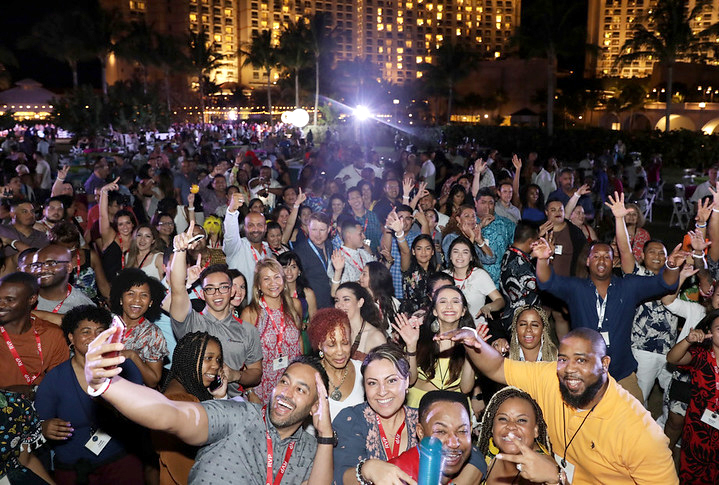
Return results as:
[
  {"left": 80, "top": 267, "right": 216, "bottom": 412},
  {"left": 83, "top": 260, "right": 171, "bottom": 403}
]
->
[
  {"left": 29, "top": 260, "right": 70, "bottom": 270},
  {"left": 202, "top": 285, "right": 231, "bottom": 295}
]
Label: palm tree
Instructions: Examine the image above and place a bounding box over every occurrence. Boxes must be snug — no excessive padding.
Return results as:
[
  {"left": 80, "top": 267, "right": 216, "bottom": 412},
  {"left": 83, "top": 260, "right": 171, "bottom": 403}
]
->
[
  {"left": 83, "top": 6, "right": 127, "bottom": 98},
  {"left": 307, "top": 12, "right": 335, "bottom": 126},
  {"left": 418, "top": 42, "right": 477, "bottom": 124},
  {"left": 513, "top": 0, "right": 585, "bottom": 136},
  {"left": 240, "top": 30, "right": 279, "bottom": 121},
  {"left": 18, "top": 9, "right": 91, "bottom": 88},
  {"left": 278, "top": 21, "right": 312, "bottom": 108},
  {"left": 188, "top": 27, "right": 227, "bottom": 122},
  {"left": 617, "top": 0, "right": 719, "bottom": 132}
]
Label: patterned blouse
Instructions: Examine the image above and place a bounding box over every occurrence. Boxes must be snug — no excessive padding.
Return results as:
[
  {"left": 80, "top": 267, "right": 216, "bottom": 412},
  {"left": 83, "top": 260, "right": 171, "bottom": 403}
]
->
[
  {"left": 123, "top": 318, "right": 169, "bottom": 363},
  {"left": 254, "top": 305, "right": 302, "bottom": 403},
  {"left": 0, "top": 391, "right": 47, "bottom": 484}
]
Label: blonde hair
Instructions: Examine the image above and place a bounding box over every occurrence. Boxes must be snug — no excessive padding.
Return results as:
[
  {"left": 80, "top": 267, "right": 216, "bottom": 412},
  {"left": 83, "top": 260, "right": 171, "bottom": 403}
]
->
[
  {"left": 248, "top": 258, "right": 301, "bottom": 329},
  {"left": 508, "top": 305, "right": 558, "bottom": 362}
]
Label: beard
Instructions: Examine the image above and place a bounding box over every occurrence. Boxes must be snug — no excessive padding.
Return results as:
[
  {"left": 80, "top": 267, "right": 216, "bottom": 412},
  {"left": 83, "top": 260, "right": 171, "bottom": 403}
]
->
[
  {"left": 268, "top": 395, "right": 310, "bottom": 430},
  {"left": 559, "top": 374, "right": 606, "bottom": 409}
]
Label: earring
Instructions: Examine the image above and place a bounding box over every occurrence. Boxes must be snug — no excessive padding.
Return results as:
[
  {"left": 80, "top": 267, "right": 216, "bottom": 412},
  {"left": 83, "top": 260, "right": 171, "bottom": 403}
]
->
[
  {"left": 68, "top": 343, "right": 74, "bottom": 353},
  {"left": 430, "top": 319, "right": 440, "bottom": 333},
  {"left": 319, "top": 350, "right": 324, "bottom": 358}
]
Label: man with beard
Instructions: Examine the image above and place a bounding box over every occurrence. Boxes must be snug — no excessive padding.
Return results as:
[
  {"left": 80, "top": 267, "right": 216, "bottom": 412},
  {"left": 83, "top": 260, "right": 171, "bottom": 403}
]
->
[
  {"left": 223, "top": 193, "right": 271, "bottom": 297},
  {"left": 170, "top": 222, "right": 262, "bottom": 398},
  {"left": 437, "top": 327, "right": 678, "bottom": 484},
  {"left": 33, "top": 197, "right": 65, "bottom": 236},
  {"left": 83, "top": 333, "right": 335, "bottom": 485},
  {"left": 30, "top": 244, "right": 94, "bottom": 315},
  {"left": 534, "top": 237, "right": 684, "bottom": 402}
]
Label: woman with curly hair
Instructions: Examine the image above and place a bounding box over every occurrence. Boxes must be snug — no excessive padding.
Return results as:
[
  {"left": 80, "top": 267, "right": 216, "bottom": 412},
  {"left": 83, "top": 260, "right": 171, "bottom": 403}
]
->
[
  {"left": 110, "top": 268, "right": 169, "bottom": 388},
  {"left": 307, "top": 308, "right": 364, "bottom": 420},
  {"left": 508, "top": 306, "right": 558, "bottom": 363},
  {"left": 477, "top": 386, "right": 555, "bottom": 485},
  {"left": 334, "top": 282, "right": 387, "bottom": 361},
  {"left": 240, "top": 258, "right": 303, "bottom": 403},
  {"left": 156, "top": 331, "right": 227, "bottom": 485}
]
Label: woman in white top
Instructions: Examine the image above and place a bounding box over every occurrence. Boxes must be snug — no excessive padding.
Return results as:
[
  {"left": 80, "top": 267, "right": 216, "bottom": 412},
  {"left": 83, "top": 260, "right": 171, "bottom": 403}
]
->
[
  {"left": 307, "top": 308, "right": 365, "bottom": 421},
  {"left": 444, "top": 235, "right": 504, "bottom": 323},
  {"left": 125, "top": 224, "right": 164, "bottom": 280}
]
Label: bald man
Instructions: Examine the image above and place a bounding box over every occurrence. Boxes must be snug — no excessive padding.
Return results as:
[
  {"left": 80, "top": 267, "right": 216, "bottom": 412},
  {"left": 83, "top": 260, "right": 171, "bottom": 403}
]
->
[
  {"left": 30, "top": 244, "right": 94, "bottom": 314},
  {"left": 223, "top": 193, "right": 272, "bottom": 296}
]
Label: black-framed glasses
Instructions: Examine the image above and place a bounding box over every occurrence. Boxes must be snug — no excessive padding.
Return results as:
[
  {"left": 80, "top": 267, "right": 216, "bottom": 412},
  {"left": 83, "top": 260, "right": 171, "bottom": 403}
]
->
[
  {"left": 29, "top": 260, "right": 70, "bottom": 270},
  {"left": 202, "top": 285, "right": 231, "bottom": 295}
]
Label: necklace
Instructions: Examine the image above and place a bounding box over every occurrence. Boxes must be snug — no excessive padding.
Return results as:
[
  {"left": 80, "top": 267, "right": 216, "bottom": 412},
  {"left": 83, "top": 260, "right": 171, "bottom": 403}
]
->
[{"left": 323, "top": 363, "right": 349, "bottom": 400}]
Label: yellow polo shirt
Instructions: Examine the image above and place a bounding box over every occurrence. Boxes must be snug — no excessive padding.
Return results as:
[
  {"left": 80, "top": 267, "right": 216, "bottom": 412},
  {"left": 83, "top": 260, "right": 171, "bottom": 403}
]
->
[{"left": 504, "top": 360, "right": 678, "bottom": 485}]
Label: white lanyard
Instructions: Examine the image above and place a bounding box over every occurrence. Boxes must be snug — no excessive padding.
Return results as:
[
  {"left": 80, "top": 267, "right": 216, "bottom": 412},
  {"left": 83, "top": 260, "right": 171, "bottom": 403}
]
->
[{"left": 595, "top": 289, "right": 607, "bottom": 331}]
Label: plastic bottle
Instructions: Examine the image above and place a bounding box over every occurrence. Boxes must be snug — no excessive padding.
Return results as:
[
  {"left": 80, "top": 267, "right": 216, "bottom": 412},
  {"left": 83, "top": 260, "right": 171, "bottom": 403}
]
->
[{"left": 417, "top": 436, "right": 443, "bottom": 485}]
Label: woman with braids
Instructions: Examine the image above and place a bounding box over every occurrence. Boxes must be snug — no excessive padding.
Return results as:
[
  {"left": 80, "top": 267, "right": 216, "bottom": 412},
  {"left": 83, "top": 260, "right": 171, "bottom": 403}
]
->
[
  {"left": 508, "top": 306, "right": 558, "bottom": 363},
  {"left": 49, "top": 220, "right": 111, "bottom": 302},
  {"left": 155, "top": 331, "right": 227, "bottom": 485},
  {"left": 110, "top": 268, "right": 169, "bottom": 388},
  {"left": 35, "top": 305, "right": 144, "bottom": 485},
  {"left": 359, "top": 261, "right": 399, "bottom": 334},
  {"left": 477, "top": 386, "right": 556, "bottom": 485},
  {"left": 334, "top": 282, "right": 387, "bottom": 360},
  {"left": 407, "top": 285, "right": 476, "bottom": 408},
  {"left": 240, "top": 258, "right": 303, "bottom": 403}
]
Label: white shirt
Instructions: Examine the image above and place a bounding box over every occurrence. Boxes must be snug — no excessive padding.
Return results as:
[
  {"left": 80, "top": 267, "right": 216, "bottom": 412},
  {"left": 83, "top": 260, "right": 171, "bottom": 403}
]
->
[
  {"left": 327, "top": 245, "right": 376, "bottom": 283},
  {"left": 328, "top": 359, "right": 365, "bottom": 421},
  {"left": 532, "top": 168, "right": 557, "bottom": 202},
  {"left": 36, "top": 159, "right": 52, "bottom": 190},
  {"left": 420, "top": 159, "right": 437, "bottom": 190},
  {"left": 444, "top": 267, "right": 497, "bottom": 325},
  {"left": 336, "top": 165, "right": 364, "bottom": 189},
  {"left": 223, "top": 209, "right": 272, "bottom": 298}
]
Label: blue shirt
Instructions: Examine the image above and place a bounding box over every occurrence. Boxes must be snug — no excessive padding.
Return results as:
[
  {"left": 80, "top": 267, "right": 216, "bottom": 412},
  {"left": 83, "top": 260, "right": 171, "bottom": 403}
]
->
[
  {"left": 479, "top": 215, "right": 515, "bottom": 287},
  {"left": 538, "top": 270, "right": 676, "bottom": 380},
  {"left": 390, "top": 227, "right": 420, "bottom": 299}
]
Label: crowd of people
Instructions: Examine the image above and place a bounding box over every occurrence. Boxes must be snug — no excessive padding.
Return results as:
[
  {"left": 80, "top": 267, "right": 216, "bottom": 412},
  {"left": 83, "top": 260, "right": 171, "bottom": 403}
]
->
[{"left": 1, "top": 122, "right": 718, "bottom": 485}]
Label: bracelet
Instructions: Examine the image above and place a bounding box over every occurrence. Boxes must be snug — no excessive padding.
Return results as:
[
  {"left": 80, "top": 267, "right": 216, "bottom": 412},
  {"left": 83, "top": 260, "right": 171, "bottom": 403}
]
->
[
  {"left": 406, "top": 350, "right": 417, "bottom": 357},
  {"left": 696, "top": 222, "right": 707, "bottom": 228},
  {"left": 395, "top": 230, "right": 405, "bottom": 239},
  {"left": 188, "top": 207, "right": 195, "bottom": 211},
  {"left": 713, "top": 207, "right": 719, "bottom": 213},
  {"left": 402, "top": 195, "right": 410, "bottom": 200},
  {"left": 477, "top": 240, "right": 486, "bottom": 247},
  {"left": 665, "top": 261, "right": 679, "bottom": 270},
  {"left": 57, "top": 178, "right": 65, "bottom": 182},
  {"left": 693, "top": 251, "right": 706, "bottom": 258},
  {"left": 87, "top": 379, "right": 111, "bottom": 397},
  {"left": 356, "top": 459, "right": 372, "bottom": 485},
  {"left": 293, "top": 204, "right": 300, "bottom": 209},
  {"left": 331, "top": 278, "right": 341, "bottom": 284},
  {"left": 10, "top": 240, "right": 18, "bottom": 250},
  {"left": 396, "top": 237, "right": 406, "bottom": 243}
]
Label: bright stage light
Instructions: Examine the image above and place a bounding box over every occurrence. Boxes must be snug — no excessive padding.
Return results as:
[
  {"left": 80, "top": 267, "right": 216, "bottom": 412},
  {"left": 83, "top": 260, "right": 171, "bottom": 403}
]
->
[
  {"left": 354, "top": 105, "right": 371, "bottom": 121},
  {"left": 291, "top": 108, "right": 310, "bottom": 128}
]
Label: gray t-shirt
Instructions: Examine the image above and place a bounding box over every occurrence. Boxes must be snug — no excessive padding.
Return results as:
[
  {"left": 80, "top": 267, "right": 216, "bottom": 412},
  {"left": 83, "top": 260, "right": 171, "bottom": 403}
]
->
[
  {"left": 36, "top": 285, "right": 95, "bottom": 314},
  {"left": 172, "top": 309, "right": 262, "bottom": 398},
  {"left": 190, "top": 400, "right": 317, "bottom": 484}
]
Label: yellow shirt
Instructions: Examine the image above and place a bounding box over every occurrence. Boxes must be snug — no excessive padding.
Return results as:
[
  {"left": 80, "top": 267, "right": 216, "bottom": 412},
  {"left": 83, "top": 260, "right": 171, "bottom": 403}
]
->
[{"left": 504, "top": 359, "right": 678, "bottom": 485}]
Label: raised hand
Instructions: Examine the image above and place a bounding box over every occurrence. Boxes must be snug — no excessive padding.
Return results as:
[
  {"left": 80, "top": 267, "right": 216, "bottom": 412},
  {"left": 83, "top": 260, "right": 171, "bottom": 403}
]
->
[
  {"left": 512, "top": 154, "right": 522, "bottom": 172},
  {"left": 688, "top": 230, "right": 711, "bottom": 252},
  {"left": 695, "top": 197, "right": 714, "bottom": 224},
  {"left": 385, "top": 209, "right": 403, "bottom": 234},
  {"left": 187, "top": 252, "right": 204, "bottom": 284},
  {"left": 402, "top": 177, "right": 414, "bottom": 198},
  {"left": 666, "top": 243, "right": 688, "bottom": 269},
  {"left": 414, "top": 181, "right": 429, "bottom": 201},
  {"left": 435, "top": 327, "right": 484, "bottom": 351},
  {"left": 391, "top": 313, "right": 420, "bottom": 351},
  {"left": 295, "top": 187, "right": 307, "bottom": 206},
  {"left": 604, "top": 191, "right": 630, "bottom": 218},
  {"left": 686, "top": 328, "right": 711, "bottom": 344},
  {"left": 709, "top": 181, "right": 719, "bottom": 207},
  {"left": 187, "top": 192, "right": 195, "bottom": 208},
  {"left": 228, "top": 192, "right": 244, "bottom": 212},
  {"left": 476, "top": 321, "right": 492, "bottom": 342},
  {"left": 576, "top": 183, "right": 592, "bottom": 197},
  {"left": 173, "top": 221, "right": 202, "bottom": 252},
  {"left": 496, "top": 436, "right": 565, "bottom": 484},
  {"left": 474, "top": 158, "right": 487, "bottom": 175},
  {"left": 311, "top": 372, "right": 333, "bottom": 438},
  {"left": 101, "top": 177, "right": 120, "bottom": 194},
  {"left": 538, "top": 220, "right": 553, "bottom": 238},
  {"left": 57, "top": 165, "right": 70, "bottom": 181},
  {"left": 330, "top": 249, "right": 345, "bottom": 273},
  {"left": 530, "top": 237, "right": 553, "bottom": 260}
]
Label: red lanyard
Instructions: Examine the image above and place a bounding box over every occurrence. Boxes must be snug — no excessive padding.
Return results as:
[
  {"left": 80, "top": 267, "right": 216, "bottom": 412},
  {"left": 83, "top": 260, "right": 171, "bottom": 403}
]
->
[
  {"left": 118, "top": 236, "right": 125, "bottom": 269},
  {"left": 292, "top": 290, "right": 298, "bottom": 298},
  {"left": 1, "top": 319, "right": 43, "bottom": 385},
  {"left": 361, "top": 215, "right": 369, "bottom": 234},
  {"left": 123, "top": 317, "right": 145, "bottom": 340},
  {"left": 251, "top": 245, "right": 267, "bottom": 262},
  {"left": 711, "top": 350, "right": 719, "bottom": 410},
  {"left": 376, "top": 413, "right": 406, "bottom": 460},
  {"left": 262, "top": 297, "right": 286, "bottom": 350},
  {"left": 75, "top": 250, "right": 81, "bottom": 279},
  {"left": 51, "top": 284, "right": 72, "bottom": 313},
  {"left": 509, "top": 246, "right": 532, "bottom": 264},
  {"left": 262, "top": 405, "right": 296, "bottom": 485},
  {"left": 341, "top": 248, "right": 365, "bottom": 272},
  {"left": 453, "top": 268, "right": 473, "bottom": 291}
]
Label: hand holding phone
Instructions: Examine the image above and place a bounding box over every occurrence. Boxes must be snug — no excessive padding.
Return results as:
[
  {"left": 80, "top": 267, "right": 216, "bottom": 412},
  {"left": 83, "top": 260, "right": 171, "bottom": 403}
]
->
[{"left": 105, "top": 316, "right": 126, "bottom": 369}]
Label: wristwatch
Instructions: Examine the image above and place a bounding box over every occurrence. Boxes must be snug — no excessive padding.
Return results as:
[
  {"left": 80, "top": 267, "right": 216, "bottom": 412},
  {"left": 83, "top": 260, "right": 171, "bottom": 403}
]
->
[{"left": 316, "top": 430, "right": 338, "bottom": 447}]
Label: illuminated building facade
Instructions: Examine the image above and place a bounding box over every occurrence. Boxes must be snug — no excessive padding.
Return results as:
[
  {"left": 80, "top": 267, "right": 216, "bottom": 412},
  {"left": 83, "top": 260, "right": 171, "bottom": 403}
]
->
[
  {"left": 103, "top": 0, "right": 521, "bottom": 87},
  {"left": 587, "top": 0, "right": 719, "bottom": 78}
]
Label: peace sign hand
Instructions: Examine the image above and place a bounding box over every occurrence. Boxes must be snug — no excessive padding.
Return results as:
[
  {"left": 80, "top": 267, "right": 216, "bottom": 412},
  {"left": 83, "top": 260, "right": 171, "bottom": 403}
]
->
[{"left": 496, "top": 436, "right": 564, "bottom": 483}]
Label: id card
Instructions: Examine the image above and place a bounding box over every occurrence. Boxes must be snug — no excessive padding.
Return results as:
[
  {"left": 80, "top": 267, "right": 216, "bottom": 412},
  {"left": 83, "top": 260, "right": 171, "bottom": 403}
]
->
[
  {"left": 701, "top": 409, "right": 719, "bottom": 430},
  {"left": 554, "top": 245, "right": 563, "bottom": 255},
  {"left": 553, "top": 452, "right": 575, "bottom": 484},
  {"left": 0, "top": 475, "right": 10, "bottom": 485},
  {"left": 600, "top": 331, "right": 610, "bottom": 347},
  {"left": 273, "top": 355, "right": 289, "bottom": 371},
  {"left": 85, "top": 429, "right": 112, "bottom": 455}
]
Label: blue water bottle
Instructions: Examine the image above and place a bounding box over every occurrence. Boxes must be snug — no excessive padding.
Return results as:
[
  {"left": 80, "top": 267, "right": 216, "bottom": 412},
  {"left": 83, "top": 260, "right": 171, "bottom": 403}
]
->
[{"left": 417, "top": 436, "right": 443, "bottom": 485}]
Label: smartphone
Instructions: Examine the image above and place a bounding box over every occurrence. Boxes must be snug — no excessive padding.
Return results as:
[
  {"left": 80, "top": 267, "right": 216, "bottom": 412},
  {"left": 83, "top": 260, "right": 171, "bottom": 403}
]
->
[
  {"left": 105, "top": 316, "right": 126, "bottom": 369},
  {"left": 208, "top": 375, "right": 222, "bottom": 392},
  {"left": 187, "top": 234, "right": 205, "bottom": 244}
]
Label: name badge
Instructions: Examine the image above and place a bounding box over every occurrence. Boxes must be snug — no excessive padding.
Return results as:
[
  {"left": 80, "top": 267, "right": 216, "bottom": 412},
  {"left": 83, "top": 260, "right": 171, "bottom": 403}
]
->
[
  {"left": 554, "top": 245, "right": 563, "bottom": 255},
  {"left": 85, "top": 429, "right": 112, "bottom": 455},
  {"left": 553, "top": 452, "right": 575, "bottom": 484},
  {"left": 0, "top": 475, "right": 11, "bottom": 485},
  {"left": 273, "top": 355, "right": 288, "bottom": 371},
  {"left": 600, "top": 331, "right": 610, "bottom": 347},
  {"left": 701, "top": 409, "right": 719, "bottom": 430}
]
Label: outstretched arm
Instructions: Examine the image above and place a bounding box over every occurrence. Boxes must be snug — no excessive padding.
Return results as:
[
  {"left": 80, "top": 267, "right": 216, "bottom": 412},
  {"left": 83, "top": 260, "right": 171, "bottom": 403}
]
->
[
  {"left": 85, "top": 326, "right": 209, "bottom": 446},
  {"left": 435, "top": 327, "right": 507, "bottom": 385},
  {"left": 604, "top": 191, "right": 635, "bottom": 274}
]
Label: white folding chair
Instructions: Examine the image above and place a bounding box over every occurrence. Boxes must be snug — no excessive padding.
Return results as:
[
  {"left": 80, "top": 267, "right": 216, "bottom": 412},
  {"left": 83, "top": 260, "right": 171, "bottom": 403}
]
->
[
  {"left": 644, "top": 190, "right": 656, "bottom": 222},
  {"left": 669, "top": 196, "right": 690, "bottom": 230}
]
